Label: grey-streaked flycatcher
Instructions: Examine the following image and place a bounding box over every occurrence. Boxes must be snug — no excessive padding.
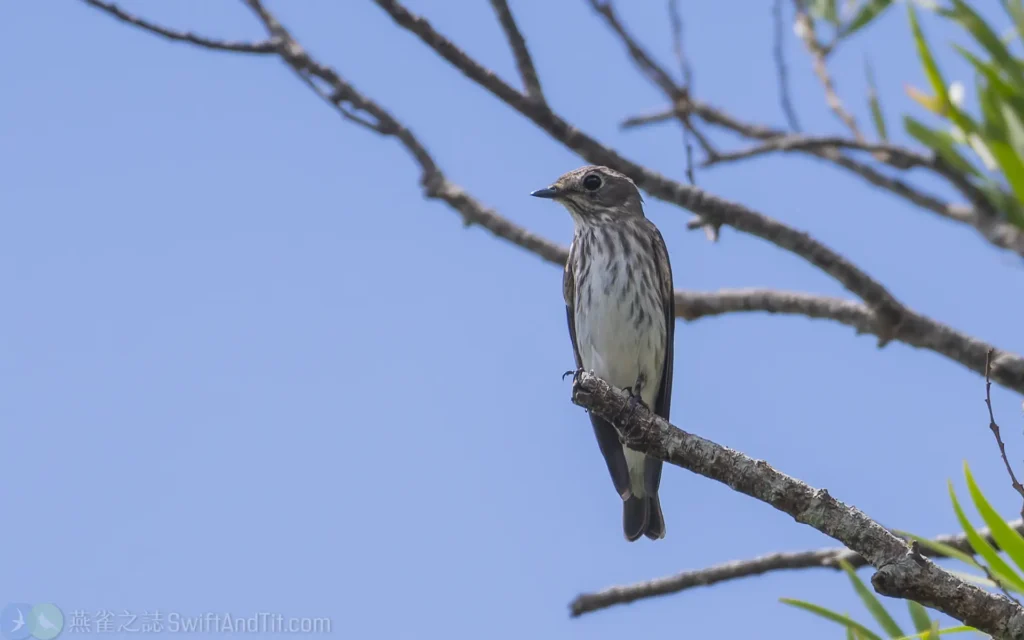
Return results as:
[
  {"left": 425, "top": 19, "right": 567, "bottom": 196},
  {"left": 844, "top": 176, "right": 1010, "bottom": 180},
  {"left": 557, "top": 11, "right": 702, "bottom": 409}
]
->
[{"left": 533, "top": 165, "right": 675, "bottom": 541}]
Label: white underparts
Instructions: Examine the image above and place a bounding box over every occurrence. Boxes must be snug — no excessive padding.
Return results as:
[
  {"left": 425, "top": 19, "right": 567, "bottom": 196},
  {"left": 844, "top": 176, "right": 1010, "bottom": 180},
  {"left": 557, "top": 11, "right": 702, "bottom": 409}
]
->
[{"left": 573, "top": 226, "right": 666, "bottom": 498}]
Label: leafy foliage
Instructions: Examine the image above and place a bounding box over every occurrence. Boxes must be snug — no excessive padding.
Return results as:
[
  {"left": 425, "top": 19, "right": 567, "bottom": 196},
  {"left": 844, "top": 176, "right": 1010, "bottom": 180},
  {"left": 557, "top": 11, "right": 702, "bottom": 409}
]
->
[{"left": 901, "top": 2, "right": 1024, "bottom": 228}]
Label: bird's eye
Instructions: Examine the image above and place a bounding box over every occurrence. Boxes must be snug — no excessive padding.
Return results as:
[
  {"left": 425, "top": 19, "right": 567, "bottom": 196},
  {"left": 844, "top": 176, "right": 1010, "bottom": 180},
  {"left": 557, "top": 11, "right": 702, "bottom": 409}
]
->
[{"left": 582, "top": 174, "right": 602, "bottom": 191}]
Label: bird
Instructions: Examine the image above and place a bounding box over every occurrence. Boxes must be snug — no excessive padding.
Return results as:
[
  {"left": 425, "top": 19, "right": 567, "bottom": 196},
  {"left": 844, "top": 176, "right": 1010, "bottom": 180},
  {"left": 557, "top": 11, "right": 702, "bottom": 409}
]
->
[
  {"left": 11, "top": 609, "right": 25, "bottom": 632},
  {"left": 532, "top": 165, "right": 675, "bottom": 541},
  {"left": 36, "top": 613, "right": 57, "bottom": 631}
]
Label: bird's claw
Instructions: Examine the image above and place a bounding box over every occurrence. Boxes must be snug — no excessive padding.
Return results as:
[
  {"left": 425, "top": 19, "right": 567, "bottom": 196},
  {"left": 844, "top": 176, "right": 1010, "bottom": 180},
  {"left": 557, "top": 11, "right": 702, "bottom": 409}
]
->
[
  {"left": 625, "top": 388, "right": 639, "bottom": 412},
  {"left": 563, "top": 368, "right": 584, "bottom": 382},
  {"left": 623, "top": 385, "right": 647, "bottom": 412}
]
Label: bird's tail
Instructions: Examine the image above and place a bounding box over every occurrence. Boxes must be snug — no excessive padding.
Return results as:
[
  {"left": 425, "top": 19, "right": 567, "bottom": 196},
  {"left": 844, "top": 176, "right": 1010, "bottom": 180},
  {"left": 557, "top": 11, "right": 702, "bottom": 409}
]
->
[{"left": 622, "top": 492, "right": 666, "bottom": 541}]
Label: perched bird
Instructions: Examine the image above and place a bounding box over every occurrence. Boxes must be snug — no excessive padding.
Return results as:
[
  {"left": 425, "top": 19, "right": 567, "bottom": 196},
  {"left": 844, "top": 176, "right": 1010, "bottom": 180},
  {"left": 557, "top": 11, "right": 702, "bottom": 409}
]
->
[{"left": 532, "top": 165, "right": 675, "bottom": 541}]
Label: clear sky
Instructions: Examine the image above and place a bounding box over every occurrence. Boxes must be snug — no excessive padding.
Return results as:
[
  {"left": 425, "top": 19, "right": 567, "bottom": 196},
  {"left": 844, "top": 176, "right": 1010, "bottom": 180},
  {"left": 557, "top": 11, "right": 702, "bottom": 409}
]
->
[{"left": 3, "top": 1, "right": 1024, "bottom": 639}]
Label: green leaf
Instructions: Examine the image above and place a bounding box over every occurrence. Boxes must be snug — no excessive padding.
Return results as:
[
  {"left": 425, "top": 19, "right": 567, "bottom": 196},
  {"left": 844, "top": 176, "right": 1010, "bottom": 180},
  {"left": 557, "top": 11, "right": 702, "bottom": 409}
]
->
[
  {"left": 907, "top": 601, "right": 931, "bottom": 634},
  {"left": 844, "top": 0, "right": 894, "bottom": 38},
  {"left": 946, "top": 0, "right": 1024, "bottom": 90},
  {"left": 978, "top": 76, "right": 1008, "bottom": 141},
  {"left": 892, "top": 625, "right": 975, "bottom": 640},
  {"left": 903, "top": 116, "right": 979, "bottom": 176},
  {"left": 1004, "top": 0, "right": 1024, "bottom": 47},
  {"left": 896, "top": 530, "right": 980, "bottom": 566},
  {"left": 956, "top": 45, "right": 1020, "bottom": 102},
  {"left": 780, "top": 599, "right": 883, "bottom": 640},
  {"left": 985, "top": 138, "right": 1024, "bottom": 211},
  {"left": 948, "top": 569, "right": 1020, "bottom": 592},
  {"left": 811, "top": 0, "right": 840, "bottom": 24},
  {"left": 999, "top": 99, "right": 1024, "bottom": 159},
  {"left": 907, "top": 4, "right": 977, "bottom": 136},
  {"left": 866, "top": 61, "right": 888, "bottom": 140},
  {"left": 908, "top": 3, "right": 947, "bottom": 104},
  {"left": 838, "top": 560, "right": 904, "bottom": 638},
  {"left": 963, "top": 463, "right": 1024, "bottom": 575},
  {"left": 949, "top": 480, "right": 1024, "bottom": 592}
]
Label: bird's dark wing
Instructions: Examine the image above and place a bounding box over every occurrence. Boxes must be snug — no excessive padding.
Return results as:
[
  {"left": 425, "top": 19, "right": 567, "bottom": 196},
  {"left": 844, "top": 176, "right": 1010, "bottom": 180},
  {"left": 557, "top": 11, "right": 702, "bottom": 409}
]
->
[
  {"left": 565, "top": 242, "right": 632, "bottom": 500},
  {"left": 645, "top": 226, "right": 675, "bottom": 496}
]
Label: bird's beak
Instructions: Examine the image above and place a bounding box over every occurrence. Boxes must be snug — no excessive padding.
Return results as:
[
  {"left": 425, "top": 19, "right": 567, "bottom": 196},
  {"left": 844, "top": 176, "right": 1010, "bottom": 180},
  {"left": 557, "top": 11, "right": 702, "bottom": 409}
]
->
[{"left": 530, "top": 186, "right": 560, "bottom": 199}]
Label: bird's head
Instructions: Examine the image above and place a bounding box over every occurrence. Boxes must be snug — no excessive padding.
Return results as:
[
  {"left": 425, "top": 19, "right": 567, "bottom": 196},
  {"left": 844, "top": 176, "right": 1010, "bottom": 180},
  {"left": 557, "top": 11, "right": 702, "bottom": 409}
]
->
[{"left": 531, "top": 165, "right": 645, "bottom": 222}]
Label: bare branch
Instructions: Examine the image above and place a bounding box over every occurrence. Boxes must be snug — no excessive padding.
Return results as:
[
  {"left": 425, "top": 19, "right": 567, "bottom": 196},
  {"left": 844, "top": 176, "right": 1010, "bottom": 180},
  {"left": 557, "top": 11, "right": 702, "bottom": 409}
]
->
[
  {"left": 791, "top": 1, "right": 863, "bottom": 139},
  {"left": 81, "top": 0, "right": 276, "bottom": 53},
  {"left": 621, "top": 108, "right": 678, "bottom": 129},
  {"left": 772, "top": 0, "right": 802, "bottom": 132},
  {"left": 570, "top": 372, "right": 1024, "bottom": 637},
  {"left": 679, "top": 289, "right": 1024, "bottom": 396},
  {"left": 618, "top": 107, "right": 675, "bottom": 128},
  {"left": 986, "top": 349, "right": 1024, "bottom": 520},
  {"left": 488, "top": 0, "right": 546, "bottom": 104},
  {"left": 571, "top": 520, "right": 1024, "bottom": 616}
]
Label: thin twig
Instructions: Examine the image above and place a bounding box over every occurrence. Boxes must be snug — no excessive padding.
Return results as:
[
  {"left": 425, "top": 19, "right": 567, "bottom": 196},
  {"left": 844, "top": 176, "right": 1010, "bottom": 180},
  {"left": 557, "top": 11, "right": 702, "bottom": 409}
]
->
[
  {"left": 772, "top": 0, "right": 802, "bottom": 131},
  {"left": 571, "top": 519, "right": 1024, "bottom": 615},
  {"left": 791, "top": 0, "right": 863, "bottom": 139},
  {"left": 665, "top": 1, "right": 697, "bottom": 192},
  {"left": 700, "top": 135, "right": 930, "bottom": 168},
  {"left": 986, "top": 349, "right": 1024, "bottom": 520},
  {"left": 488, "top": 0, "right": 546, "bottom": 104},
  {"left": 666, "top": 0, "right": 691, "bottom": 89},
  {"left": 82, "top": 0, "right": 277, "bottom": 53}
]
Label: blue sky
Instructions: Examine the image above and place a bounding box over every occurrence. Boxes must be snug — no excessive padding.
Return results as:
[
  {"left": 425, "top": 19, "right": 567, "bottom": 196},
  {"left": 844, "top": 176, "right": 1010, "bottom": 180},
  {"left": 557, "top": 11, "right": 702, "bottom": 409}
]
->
[{"left": 3, "top": 1, "right": 1024, "bottom": 638}]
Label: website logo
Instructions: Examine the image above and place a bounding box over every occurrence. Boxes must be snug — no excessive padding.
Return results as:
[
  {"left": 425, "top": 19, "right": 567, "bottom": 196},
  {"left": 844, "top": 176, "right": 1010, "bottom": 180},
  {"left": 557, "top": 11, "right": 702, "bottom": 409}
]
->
[{"left": 0, "top": 604, "right": 63, "bottom": 640}]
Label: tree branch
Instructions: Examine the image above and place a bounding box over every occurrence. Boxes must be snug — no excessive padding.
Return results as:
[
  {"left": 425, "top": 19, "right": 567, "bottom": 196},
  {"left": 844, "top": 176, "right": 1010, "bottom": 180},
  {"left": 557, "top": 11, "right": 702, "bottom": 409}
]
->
[
  {"left": 488, "top": 0, "right": 546, "bottom": 104},
  {"left": 681, "top": 288, "right": 1024, "bottom": 395},
  {"left": 699, "top": 134, "right": 932, "bottom": 169},
  {"left": 82, "top": 0, "right": 277, "bottom": 53},
  {"left": 571, "top": 520, "right": 1024, "bottom": 616},
  {"left": 569, "top": 372, "right": 1024, "bottom": 638}
]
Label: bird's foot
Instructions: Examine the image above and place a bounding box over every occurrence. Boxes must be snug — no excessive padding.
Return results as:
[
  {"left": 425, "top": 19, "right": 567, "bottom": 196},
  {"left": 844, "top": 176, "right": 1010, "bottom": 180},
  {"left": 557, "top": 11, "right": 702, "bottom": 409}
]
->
[
  {"left": 562, "top": 367, "right": 584, "bottom": 383},
  {"left": 614, "top": 386, "right": 648, "bottom": 445},
  {"left": 623, "top": 384, "right": 647, "bottom": 412}
]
